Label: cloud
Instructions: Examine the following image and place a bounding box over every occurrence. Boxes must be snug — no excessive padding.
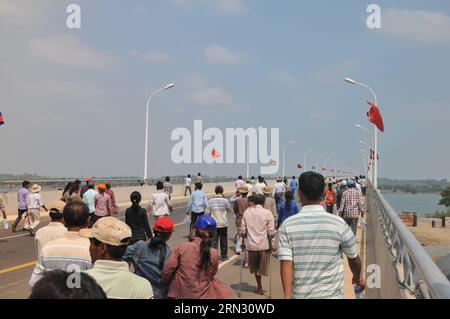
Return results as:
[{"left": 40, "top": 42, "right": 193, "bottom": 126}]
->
[
  {"left": 21, "top": 80, "right": 104, "bottom": 98},
  {"left": 382, "top": 8, "right": 450, "bottom": 44},
  {"left": 409, "top": 101, "right": 450, "bottom": 121},
  {"left": 309, "top": 110, "right": 336, "bottom": 122},
  {"left": 29, "top": 35, "right": 113, "bottom": 68},
  {"left": 187, "top": 87, "right": 232, "bottom": 105},
  {"left": 171, "top": 0, "right": 246, "bottom": 16},
  {"left": 129, "top": 49, "right": 171, "bottom": 63},
  {"left": 180, "top": 74, "right": 209, "bottom": 89},
  {"left": 267, "top": 72, "right": 302, "bottom": 88},
  {"left": 205, "top": 44, "right": 240, "bottom": 65},
  {"left": 0, "top": 0, "right": 49, "bottom": 27},
  {"left": 314, "top": 61, "right": 358, "bottom": 84}
]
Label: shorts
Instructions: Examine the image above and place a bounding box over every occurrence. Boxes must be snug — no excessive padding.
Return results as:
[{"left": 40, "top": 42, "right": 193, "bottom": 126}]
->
[{"left": 248, "top": 250, "right": 270, "bottom": 276}]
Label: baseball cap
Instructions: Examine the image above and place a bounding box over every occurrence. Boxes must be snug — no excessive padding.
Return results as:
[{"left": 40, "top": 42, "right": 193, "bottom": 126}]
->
[
  {"left": 153, "top": 217, "right": 174, "bottom": 233},
  {"left": 85, "top": 177, "right": 93, "bottom": 182},
  {"left": 347, "top": 179, "right": 355, "bottom": 186},
  {"left": 80, "top": 217, "right": 132, "bottom": 246},
  {"left": 341, "top": 180, "right": 347, "bottom": 186},
  {"left": 97, "top": 184, "right": 106, "bottom": 190},
  {"left": 194, "top": 215, "right": 217, "bottom": 232}
]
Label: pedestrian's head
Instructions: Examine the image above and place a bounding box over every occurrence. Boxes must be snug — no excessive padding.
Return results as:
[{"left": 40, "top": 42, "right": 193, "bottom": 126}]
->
[
  {"left": 239, "top": 187, "right": 249, "bottom": 197},
  {"left": 298, "top": 172, "right": 325, "bottom": 205},
  {"left": 80, "top": 217, "right": 131, "bottom": 263},
  {"left": 328, "top": 183, "right": 333, "bottom": 190},
  {"left": 75, "top": 179, "right": 81, "bottom": 186},
  {"left": 85, "top": 177, "right": 93, "bottom": 184},
  {"left": 254, "top": 194, "right": 266, "bottom": 206},
  {"left": 292, "top": 176, "right": 296, "bottom": 180},
  {"left": 88, "top": 182, "right": 95, "bottom": 189},
  {"left": 106, "top": 183, "right": 112, "bottom": 190},
  {"left": 285, "top": 191, "right": 294, "bottom": 202},
  {"left": 347, "top": 179, "right": 355, "bottom": 188},
  {"left": 29, "top": 270, "right": 106, "bottom": 299},
  {"left": 149, "top": 217, "right": 174, "bottom": 269},
  {"left": 248, "top": 195, "right": 256, "bottom": 206},
  {"left": 194, "top": 215, "right": 216, "bottom": 271},
  {"left": 187, "top": 174, "right": 191, "bottom": 178},
  {"left": 31, "top": 184, "right": 41, "bottom": 193},
  {"left": 235, "top": 189, "right": 241, "bottom": 196},
  {"left": 258, "top": 176, "right": 263, "bottom": 183},
  {"left": 48, "top": 201, "right": 66, "bottom": 222},
  {"left": 165, "top": 176, "right": 170, "bottom": 182},
  {"left": 130, "top": 191, "right": 141, "bottom": 206},
  {"left": 198, "top": 172, "right": 201, "bottom": 176},
  {"left": 251, "top": 176, "right": 255, "bottom": 180},
  {"left": 238, "top": 175, "right": 242, "bottom": 180},
  {"left": 263, "top": 186, "right": 273, "bottom": 197},
  {"left": 195, "top": 182, "right": 203, "bottom": 190},
  {"left": 23, "top": 180, "right": 31, "bottom": 188},
  {"left": 69, "top": 183, "right": 79, "bottom": 194},
  {"left": 156, "top": 181, "right": 164, "bottom": 190},
  {"left": 63, "top": 201, "right": 90, "bottom": 230},
  {"left": 354, "top": 176, "right": 359, "bottom": 182},
  {"left": 215, "top": 185, "right": 224, "bottom": 195},
  {"left": 97, "top": 184, "right": 106, "bottom": 193}
]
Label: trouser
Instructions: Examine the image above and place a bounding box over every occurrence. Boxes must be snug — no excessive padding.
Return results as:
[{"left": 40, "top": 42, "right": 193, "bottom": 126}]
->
[
  {"left": 25, "top": 209, "right": 41, "bottom": 231},
  {"left": 189, "top": 212, "right": 204, "bottom": 236},
  {"left": 361, "top": 187, "right": 367, "bottom": 196},
  {"left": 344, "top": 218, "right": 359, "bottom": 236},
  {"left": 89, "top": 213, "right": 102, "bottom": 228},
  {"left": 213, "top": 227, "right": 228, "bottom": 258},
  {"left": 12, "top": 209, "right": 28, "bottom": 229},
  {"left": 184, "top": 186, "right": 192, "bottom": 196},
  {"left": 326, "top": 205, "right": 334, "bottom": 214}
]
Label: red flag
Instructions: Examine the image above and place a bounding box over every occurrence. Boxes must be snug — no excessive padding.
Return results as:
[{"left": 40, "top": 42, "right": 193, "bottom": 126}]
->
[
  {"left": 0, "top": 112, "right": 4, "bottom": 126},
  {"left": 211, "top": 148, "right": 220, "bottom": 158},
  {"left": 297, "top": 163, "right": 303, "bottom": 169},
  {"left": 269, "top": 159, "right": 277, "bottom": 166},
  {"left": 322, "top": 167, "right": 326, "bottom": 172},
  {"left": 367, "top": 101, "right": 384, "bottom": 132}
]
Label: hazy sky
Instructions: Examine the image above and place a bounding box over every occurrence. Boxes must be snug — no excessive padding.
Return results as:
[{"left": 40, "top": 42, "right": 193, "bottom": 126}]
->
[{"left": 1, "top": 0, "right": 449, "bottom": 179}]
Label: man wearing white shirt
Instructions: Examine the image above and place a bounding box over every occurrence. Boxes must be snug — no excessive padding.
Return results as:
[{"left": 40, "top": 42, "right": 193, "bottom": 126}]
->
[
  {"left": 254, "top": 176, "right": 266, "bottom": 195},
  {"left": 184, "top": 174, "right": 192, "bottom": 197},
  {"left": 273, "top": 178, "right": 287, "bottom": 206},
  {"left": 245, "top": 181, "right": 254, "bottom": 196},
  {"left": 235, "top": 175, "right": 245, "bottom": 190},
  {"left": 150, "top": 181, "right": 172, "bottom": 220}
]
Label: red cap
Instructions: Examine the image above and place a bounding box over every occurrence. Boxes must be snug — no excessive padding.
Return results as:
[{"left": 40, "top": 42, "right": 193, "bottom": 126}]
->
[
  {"left": 153, "top": 217, "right": 174, "bottom": 233},
  {"left": 85, "top": 177, "right": 93, "bottom": 182}
]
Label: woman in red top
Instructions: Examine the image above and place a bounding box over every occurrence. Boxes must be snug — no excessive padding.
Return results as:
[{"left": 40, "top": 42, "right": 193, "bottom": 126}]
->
[{"left": 162, "top": 215, "right": 233, "bottom": 299}]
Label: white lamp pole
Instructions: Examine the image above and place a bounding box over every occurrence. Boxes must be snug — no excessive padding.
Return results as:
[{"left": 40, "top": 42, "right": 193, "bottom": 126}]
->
[
  {"left": 144, "top": 83, "right": 175, "bottom": 184},
  {"left": 282, "top": 141, "right": 295, "bottom": 178},
  {"left": 345, "top": 78, "right": 379, "bottom": 189},
  {"left": 303, "top": 149, "right": 314, "bottom": 173},
  {"left": 324, "top": 158, "right": 331, "bottom": 177},
  {"left": 315, "top": 154, "right": 324, "bottom": 173}
]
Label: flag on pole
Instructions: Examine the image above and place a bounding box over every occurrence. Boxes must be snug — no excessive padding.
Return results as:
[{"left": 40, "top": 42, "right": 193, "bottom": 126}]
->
[
  {"left": 0, "top": 112, "right": 4, "bottom": 126},
  {"left": 297, "top": 163, "right": 303, "bottom": 169},
  {"left": 211, "top": 148, "right": 220, "bottom": 158},
  {"left": 321, "top": 167, "right": 326, "bottom": 172},
  {"left": 367, "top": 101, "right": 384, "bottom": 132},
  {"left": 269, "top": 159, "right": 277, "bottom": 166}
]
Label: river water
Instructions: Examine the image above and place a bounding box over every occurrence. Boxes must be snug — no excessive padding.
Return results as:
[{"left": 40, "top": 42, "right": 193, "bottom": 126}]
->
[{"left": 381, "top": 192, "right": 445, "bottom": 216}]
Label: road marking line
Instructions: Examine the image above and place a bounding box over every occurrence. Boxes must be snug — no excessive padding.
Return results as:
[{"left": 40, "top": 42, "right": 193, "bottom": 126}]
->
[
  {"left": 219, "top": 255, "right": 239, "bottom": 269},
  {"left": 0, "top": 261, "right": 36, "bottom": 275}
]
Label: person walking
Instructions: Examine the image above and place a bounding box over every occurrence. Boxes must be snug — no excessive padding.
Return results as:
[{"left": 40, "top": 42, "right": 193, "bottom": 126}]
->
[
  {"left": 254, "top": 176, "right": 265, "bottom": 195},
  {"left": 124, "top": 217, "right": 174, "bottom": 299},
  {"left": 12, "top": 180, "right": 30, "bottom": 232},
  {"left": 207, "top": 185, "right": 231, "bottom": 261},
  {"left": 263, "top": 186, "right": 277, "bottom": 223},
  {"left": 184, "top": 174, "right": 192, "bottom": 197},
  {"left": 339, "top": 179, "right": 363, "bottom": 236},
  {"left": 233, "top": 187, "right": 249, "bottom": 255},
  {"left": 105, "top": 183, "right": 118, "bottom": 214},
  {"left": 92, "top": 184, "right": 112, "bottom": 227},
  {"left": 29, "top": 201, "right": 68, "bottom": 287},
  {"left": 24, "top": 184, "right": 48, "bottom": 236},
  {"left": 336, "top": 180, "right": 347, "bottom": 214},
  {"left": 273, "top": 178, "right": 286, "bottom": 206},
  {"left": 278, "top": 172, "right": 365, "bottom": 299},
  {"left": 241, "top": 194, "right": 275, "bottom": 295},
  {"left": 359, "top": 176, "right": 367, "bottom": 196},
  {"left": 80, "top": 177, "right": 93, "bottom": 198},
  {"left": 162, "top": 215, "right": 233, "bottom": 299},
  {"left": 163, "top": 176, "right": 174, "bottom": 200},
  {"left": 195, "top": 172, "right": 203, "bottom": 184},
  {"left": 290, "top": 176, "right": 299, "bottom": 196},
  {"left": 0, "top": 194, "right": 7, "bottom": 227},
  {"left": 187, "top": 182, "right": 208, "bottom": 238},
  {"left": 125, "top": 191, "right": 153, "bottom": 244},
  {"left": 277, "top": 191, "right": 300, "bottom": 227},
  {"left": 149, "top": 181, "right": 172, "bottom": 221},
  {"left": 81, "top": 217, "right": 154, "bottom": 299},
  {"left": 245, "top": 180, "right": 254, "bottom": 196},
  {"left": 234, "top": 175, "right": 245, "bottom": 190},
  {"left": 324, "top": 183, "right": 336, "bottom": 214},
  {"left": 82, "top": 182, "right": 97, "bottom": 220}
]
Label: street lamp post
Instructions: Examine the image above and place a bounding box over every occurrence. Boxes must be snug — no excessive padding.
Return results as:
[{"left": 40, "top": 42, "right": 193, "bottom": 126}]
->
[
  {"left": 324, "top": 158, "right": 331, "bottom": 177},
  {"left": 282, "top": 141, "right": 295, "bottom": 178},
  {"left": 144, "top": 83, "right": 175, "bottom": 185},
  {"left": 345, "top": 77, "right": 379, "bottom": 189},
  {"left": 304, "top": 149, "right": 314, "bottom": 173},
  {"left": 315, "top": 154, "right": 324, "bottom": 174}
]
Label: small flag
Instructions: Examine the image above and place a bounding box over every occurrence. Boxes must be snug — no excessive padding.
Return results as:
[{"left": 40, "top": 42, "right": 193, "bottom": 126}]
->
[
  {"left": 0, "top": 112, "right": 4, "bottom": 126},
  {"left": 297, "top": 163, "right": 303, "bottom": 169},
  {"left": 211, "top": 148, "right": 220, "bottom": 158},
  {"left": 367, "top": 101, "right": 384, "bottom": 132},
  {"left": 269, "top": 159, "right": 277, "bottom": 166},
  {"left": 322, "top": 167, "right": 326, "bottom": 172}
]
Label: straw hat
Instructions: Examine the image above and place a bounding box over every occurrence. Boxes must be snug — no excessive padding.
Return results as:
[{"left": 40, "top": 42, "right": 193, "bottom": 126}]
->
[
  {"left": 263, "top": 186, "right": 273, "bottom": 195},
  {"left": 31, "top": 184, "right": 41, "bottom": 193},
  {"left": 238, "top": 187, "right": 249, "bottom": 194}
]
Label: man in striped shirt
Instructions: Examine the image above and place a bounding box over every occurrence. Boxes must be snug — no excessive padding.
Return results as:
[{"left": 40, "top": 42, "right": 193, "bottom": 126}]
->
[
  {"left": 208, "top": 185, "right": 232, "bottom": 260},
  {"left": 278, "top": 172, "right": 365, "bottom": 299}
]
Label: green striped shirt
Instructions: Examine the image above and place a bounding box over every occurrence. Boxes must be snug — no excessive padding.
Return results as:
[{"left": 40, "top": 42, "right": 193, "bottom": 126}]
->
[{"left": 278, "top": 205, "right": 357, "bottom": 299}]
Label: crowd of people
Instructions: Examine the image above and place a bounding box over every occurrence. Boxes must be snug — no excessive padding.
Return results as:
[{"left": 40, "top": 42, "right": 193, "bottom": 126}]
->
[{"left": 2, "top": 172, "right": 368, "bottom": 299}]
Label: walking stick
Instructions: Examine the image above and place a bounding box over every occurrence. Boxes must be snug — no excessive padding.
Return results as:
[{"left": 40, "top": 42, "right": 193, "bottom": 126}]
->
[{"left": 268, "top": 234, "right": 273, "bottom": 299}]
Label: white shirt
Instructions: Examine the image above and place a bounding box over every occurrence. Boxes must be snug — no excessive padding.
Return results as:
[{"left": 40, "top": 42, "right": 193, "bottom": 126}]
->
[
  {"left": 27, "top": 193, "right": 44, "bottom": 209},
  {"left": 245, "top": 183, "right": 254, "bottom": 195},
  {"left": 355, "top": 183, "right": 362, "bottom": 194},
  {"left": 184, "top": 177, "right": 192, "bottom": 187},
  {"left": 151, "top": 191, "right": 171, "bottom": 217},
  {"left": 235, "top": 179, "right": 245, "bottom": 189},
  {"left": 359, "top": 179, "right": 367, "bottom": 188},
  {"left": 273, "top": 182, "right": 286, "bottom": 194},
  {"left": 254, "top": 182, "right": 265, "bottom": 195}
]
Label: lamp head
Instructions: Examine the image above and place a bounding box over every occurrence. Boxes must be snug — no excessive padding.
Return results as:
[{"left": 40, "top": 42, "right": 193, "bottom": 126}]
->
[
  {"left": 164, "top": 83, "right": 175, "bottom": 90},
  {"left": 344, "top": 77, "right": 357, "bottom": 85}
]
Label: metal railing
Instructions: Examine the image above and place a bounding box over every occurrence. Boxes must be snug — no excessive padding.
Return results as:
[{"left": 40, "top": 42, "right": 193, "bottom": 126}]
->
[
  {"left": 371, "top": 188, "right": 450, "bottom": 299},
  {"left": 0, "top": 176, "right": 237, "bottom": 193}
]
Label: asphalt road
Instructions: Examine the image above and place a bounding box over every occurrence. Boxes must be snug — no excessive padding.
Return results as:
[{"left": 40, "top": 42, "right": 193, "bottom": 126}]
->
[{"left": 0, "top": 196, "right": 283, "bottom": 299}]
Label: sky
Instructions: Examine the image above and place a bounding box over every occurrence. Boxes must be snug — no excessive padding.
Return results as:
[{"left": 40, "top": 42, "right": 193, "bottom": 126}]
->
[{"left": 0, "top": 0, "right": 449, "bottom": 180}]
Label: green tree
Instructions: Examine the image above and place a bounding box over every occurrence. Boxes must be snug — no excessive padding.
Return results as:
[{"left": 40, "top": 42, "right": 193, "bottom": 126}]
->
[{"left": 439, "top": 187, "right": 450, "bottom": 207}]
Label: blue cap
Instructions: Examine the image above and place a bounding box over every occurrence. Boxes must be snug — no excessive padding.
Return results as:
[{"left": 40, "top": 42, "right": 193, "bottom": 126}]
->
[
  {"left": 347, "top": 179, "right": 355, "bottom": 186},
  {"left": 194, "top": 215, "right": 217, "bottom": 232}
]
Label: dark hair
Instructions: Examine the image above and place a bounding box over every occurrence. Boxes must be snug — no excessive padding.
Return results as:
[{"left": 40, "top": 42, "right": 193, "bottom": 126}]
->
[
  {"left": 198, "top": 172, "right": 201, "bottom": 176},
  {"left": 156, "top": 181, "right": 164, "bottom": 190},
  {"left": 149, "top": 231, "right": 171, "bottom": 270},
  {"left": 292, "top": 176, "right": 296, "bottom": 179},
  {"left": 258, "top": 176, "right": 263, "bottom": 183},
  {"left": 247, "top": 196, "right": 255, "bottom": 204},
  {"left": 215, "top": 185, "right": 224, "bottom": 194},
  {"left": 63, "top": 201, "right": 90, "bottom": 228},
  {"left": 238, "top": 175, "right": 242, "bottom": 179},
  {"left": 63, "top": 182, "right": 74, "bottom": 194},
  {"left": 88, "top": 183, "right": 94, "bottom": 189},
  {"left": 69, "top": 183, "right": 79, "bottom": 196},
  {"left": 195, "top": 182, "right": 203, "bottom": 190},
  {"left": 284, "top": 191, "right": 293, "bottom": 211},
  {"left": 254, "top": 194, "right": 266, "bottom": 206},
  {"left": 187, "top": 174, "right": 191, "bottom": 178},
  {"left": 23, "top": 180, "right": 30, "bottom": 188},
  {"left": 130, "top": 191, "right": 141, "bottom": 213},
  {"left": 196, "top": 229, "right": 213, "bottom": 271},
  {"left": 328, "top": 183, "right": 333, "bottom": 190},
  {"left": 29, "top": 270, "right": 106, "bottom": 299},
  {"left": 165, "top": 176, "right": 170, "bottom": 182},
  {"left": 298, "top": 172, "right": 325, "bottom": 201},
  {"left": 90, "top": 237, "right": 128, "bottom": 260},
  {"left": 106, "top": 183, "right": 112, "bottom": 190},
  {"left": 49, "top": 208, "right": 64, "bottom": 221}
]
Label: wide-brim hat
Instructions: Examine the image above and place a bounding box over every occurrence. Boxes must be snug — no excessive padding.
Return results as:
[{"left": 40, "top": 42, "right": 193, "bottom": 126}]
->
[
  {"left": 263, "top": 186, "right": 273, "bottom": 195},
  {"left": 31, "top": 184, "right": 41, "bottom": 193},
  {"left": 238, "top": 187, "right": 249, "bottom": 194}
]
